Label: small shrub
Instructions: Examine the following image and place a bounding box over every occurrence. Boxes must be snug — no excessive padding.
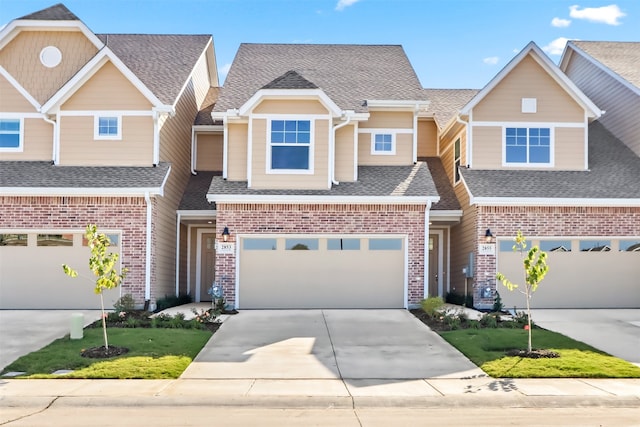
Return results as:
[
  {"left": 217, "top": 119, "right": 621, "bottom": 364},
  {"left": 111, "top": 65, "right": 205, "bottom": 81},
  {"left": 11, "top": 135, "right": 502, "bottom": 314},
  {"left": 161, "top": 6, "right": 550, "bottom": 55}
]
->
[
  {"left": 446, "top": 291, "right": 473, "bottom": 308},
  {"left": 492, "top": 291, "right": 504, "bottom": 313},
  {"left": 155, "top": 294, "right": 192, "bottom": 312},
  {"left": 113, "top": 294, "right": 136, "bottom": 313},
  {"left": 480, "top": 313, "right": 499, "bottom": 328},
  {"left": 421, "top": 296, "right": 444, "bottom": 317}
]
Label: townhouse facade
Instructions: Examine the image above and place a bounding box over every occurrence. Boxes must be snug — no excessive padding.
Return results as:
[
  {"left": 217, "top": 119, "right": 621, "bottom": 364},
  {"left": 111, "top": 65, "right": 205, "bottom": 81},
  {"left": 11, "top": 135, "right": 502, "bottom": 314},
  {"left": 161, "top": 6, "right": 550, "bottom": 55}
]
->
[{"left": 1, "top": 4, "right": 638, "bottom": 310}]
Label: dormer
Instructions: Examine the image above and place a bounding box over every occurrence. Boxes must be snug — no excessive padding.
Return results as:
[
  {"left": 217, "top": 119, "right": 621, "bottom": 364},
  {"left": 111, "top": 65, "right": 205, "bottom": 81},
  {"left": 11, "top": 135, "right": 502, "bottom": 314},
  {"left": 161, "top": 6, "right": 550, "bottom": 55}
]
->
[{"left": 459, "top": 42, "right": 601, "bottom": 172}]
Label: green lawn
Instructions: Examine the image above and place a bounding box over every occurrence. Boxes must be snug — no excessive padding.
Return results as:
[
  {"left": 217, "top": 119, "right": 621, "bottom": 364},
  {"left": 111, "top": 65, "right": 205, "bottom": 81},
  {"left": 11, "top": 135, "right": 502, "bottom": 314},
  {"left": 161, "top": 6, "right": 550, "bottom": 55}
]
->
[
  {"left": 2, "top": 328, "right": 212, "bottom": 379},
  {"left": 440, "top": 328, "right": 640, "bottom": 378}
]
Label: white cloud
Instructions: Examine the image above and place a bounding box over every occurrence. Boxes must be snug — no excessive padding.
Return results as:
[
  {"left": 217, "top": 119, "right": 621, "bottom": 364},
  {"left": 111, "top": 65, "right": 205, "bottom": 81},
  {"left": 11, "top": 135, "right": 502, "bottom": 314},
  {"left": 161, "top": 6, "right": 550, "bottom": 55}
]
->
[
  {"left": 483, "top": 56, "right": 499, "bottom": 65},
  {"left": 335, "top": 0, "right": 360, "bottom": 11},
  {"left": 551, "top": 17, "right": 571, "bottom": 28},
  {"left": 542, "top": 37, "right": 570, "bottom": 56},
  {"left": 569, "top": 4, "right": 626, "bottom": 25}
]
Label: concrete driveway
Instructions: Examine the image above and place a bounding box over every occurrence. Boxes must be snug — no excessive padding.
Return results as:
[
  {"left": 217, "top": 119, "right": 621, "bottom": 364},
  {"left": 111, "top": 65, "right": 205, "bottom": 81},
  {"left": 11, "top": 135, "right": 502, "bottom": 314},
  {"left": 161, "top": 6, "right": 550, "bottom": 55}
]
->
[
  {"left": 0, "top": 310, "right": 102, "bottom": 371},
  {"left": 532, "top": 309, "right": 640, "bottom": 367},
  {"left": 181, "top": 309, "right": 485, "bottom": 381}
]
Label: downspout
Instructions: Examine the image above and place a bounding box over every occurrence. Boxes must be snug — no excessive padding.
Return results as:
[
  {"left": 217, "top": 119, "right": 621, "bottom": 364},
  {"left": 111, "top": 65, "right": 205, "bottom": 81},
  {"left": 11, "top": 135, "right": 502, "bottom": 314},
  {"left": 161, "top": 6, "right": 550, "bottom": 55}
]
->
[
  {"left": 43, "top": 115, "right": 57, "bottom": 164},
  {"left": 412, "top": 104, "right": 418, "bottom": 164},
  {"left": 423, "top": 200, "right": 432, "bottom": 300},
  {"left": 190, "top": 127, "right": 197, "bottom": 174},
  {"left": 144, "top": 192, "right": 153, "bottom": 306},
  {"left": 332, "top": 112, "right": 353, "bottom": 185},
  {"left": 222, "top": 118, "right": 228, "bottom": 179}
]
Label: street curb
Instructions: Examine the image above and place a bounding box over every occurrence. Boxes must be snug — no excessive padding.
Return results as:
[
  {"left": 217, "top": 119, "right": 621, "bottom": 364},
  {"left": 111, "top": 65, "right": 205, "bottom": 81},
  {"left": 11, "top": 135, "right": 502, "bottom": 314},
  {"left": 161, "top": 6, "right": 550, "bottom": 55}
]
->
[{"left": 2, "top": 395, "right": 639, "bottom": 409}]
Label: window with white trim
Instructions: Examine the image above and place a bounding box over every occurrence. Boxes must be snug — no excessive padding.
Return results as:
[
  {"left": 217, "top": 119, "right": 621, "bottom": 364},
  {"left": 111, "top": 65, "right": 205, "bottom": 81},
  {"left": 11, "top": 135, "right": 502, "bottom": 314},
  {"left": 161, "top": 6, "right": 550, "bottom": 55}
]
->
[
  {"left": 372, "top": 133, "right": 394, "bottom": 155},
  {"left": 0, "top": 118, "right": 23, "bottom": 151},
  {"left": 270, "top": 119, "right": 311, "bottom": 170},
  {"left": 94, "top": 116, "right": 121, "bottom": 140},
  {"left": 505, "top": 127, "right": 550, "bottom": 165},
  {"left": 454, "top": 138, "right": 461, "bottom": 184}
]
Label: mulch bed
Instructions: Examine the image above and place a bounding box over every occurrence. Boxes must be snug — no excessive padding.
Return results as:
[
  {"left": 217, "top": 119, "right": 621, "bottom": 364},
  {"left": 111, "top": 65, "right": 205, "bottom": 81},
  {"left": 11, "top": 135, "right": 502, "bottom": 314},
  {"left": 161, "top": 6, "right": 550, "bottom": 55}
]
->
[
  {"left": 81, "top": 345, "right": 129, "bottom": 359},
  {"left": 506, "top": 349, "right": 560, "bottom": 359}
]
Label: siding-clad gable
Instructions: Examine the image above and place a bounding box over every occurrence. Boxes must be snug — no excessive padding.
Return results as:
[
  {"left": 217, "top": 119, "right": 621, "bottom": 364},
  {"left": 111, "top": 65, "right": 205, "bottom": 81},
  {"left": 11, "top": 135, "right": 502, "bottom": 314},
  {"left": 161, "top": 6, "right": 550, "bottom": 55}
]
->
[
  {"left": 0, "top": 30, "right": 98, "bottom": 105},
  {"left": 0, "top": 73, "right": 37, "bottom": 112}
]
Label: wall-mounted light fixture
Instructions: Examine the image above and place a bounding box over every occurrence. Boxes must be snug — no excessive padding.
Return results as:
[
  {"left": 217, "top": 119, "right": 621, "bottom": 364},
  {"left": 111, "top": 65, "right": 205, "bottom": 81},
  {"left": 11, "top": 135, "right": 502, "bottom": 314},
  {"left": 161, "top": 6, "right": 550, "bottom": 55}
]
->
[
  {"left": 485, "top": 229, "right": 494, "bottom": 243},
  {"left": 222, "top": 227, "right": 230, "bottom": 242}
]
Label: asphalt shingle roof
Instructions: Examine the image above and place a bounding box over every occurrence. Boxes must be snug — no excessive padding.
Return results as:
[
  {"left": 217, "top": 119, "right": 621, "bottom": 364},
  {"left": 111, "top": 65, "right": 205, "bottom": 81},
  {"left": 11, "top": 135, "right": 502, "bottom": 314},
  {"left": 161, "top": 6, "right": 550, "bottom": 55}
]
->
[
  {"left": 179, "top": 172, "right": 218, "bottom": 210},
  {"left": 19, "top": 3, "right": 79, "bottom": 20},
  {"left": 0, "top": 162, "right": 171, "bottom": 190},
  {"left": 423, "top": 89, "right": 479, "bottom": 129},
  {"left": 572, "top": 41, "right": 640, "bottom": 89},
  {"left": 214, "top": 44, "right": 427, "bottom": 114},
  {"left": 207, "top": 163, "right": 438, "bottom": 200},
  {"left": 423, "top": 158, "right": 461, "bottom": 210},
  {"left": 460, "top": 122, "right": 640, "bottom": 200},
  {"left": 97, "top": 34, "right": 211, "bottom": 105},
  {"left": 263, "top": 71, "right": 318, "bottom": 90}
]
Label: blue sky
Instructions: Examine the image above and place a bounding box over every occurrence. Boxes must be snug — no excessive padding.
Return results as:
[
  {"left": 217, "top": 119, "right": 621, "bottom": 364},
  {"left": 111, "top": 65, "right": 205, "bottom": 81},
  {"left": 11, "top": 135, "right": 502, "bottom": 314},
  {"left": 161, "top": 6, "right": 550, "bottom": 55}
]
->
[{"left": 1, "top": 0, "right": 638, "bottom": 89}]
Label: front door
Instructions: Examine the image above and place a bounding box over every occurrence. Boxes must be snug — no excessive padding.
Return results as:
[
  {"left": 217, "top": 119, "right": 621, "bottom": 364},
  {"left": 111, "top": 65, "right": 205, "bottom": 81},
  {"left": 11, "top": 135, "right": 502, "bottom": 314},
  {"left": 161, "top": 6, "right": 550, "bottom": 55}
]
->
[
  {"left": 428, "top": 234, "right": 440, "bottom": 297},
  {"left": 200, "top": 233, "right": 216, "bottom": 302}
]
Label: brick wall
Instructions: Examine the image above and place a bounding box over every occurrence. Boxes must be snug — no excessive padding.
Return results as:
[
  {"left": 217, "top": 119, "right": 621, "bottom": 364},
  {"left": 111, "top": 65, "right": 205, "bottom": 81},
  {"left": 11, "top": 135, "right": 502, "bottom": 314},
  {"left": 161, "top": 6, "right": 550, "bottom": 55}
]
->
[
  {"left": 0, "top": 196, "right": 149, "bottom": 305},
  {"left": 215, "top": 202, "right": 427, "bottom": 307},
  {"left": 474, "top": 205, "right": 640, "bottom": 306}
]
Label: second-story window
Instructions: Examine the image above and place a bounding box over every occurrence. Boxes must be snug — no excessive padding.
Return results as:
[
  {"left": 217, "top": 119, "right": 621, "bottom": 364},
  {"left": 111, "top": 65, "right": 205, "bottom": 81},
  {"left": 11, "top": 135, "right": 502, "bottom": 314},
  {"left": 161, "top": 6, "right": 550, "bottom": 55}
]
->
[
  {"left": 0, "top": 118, "right": 22, "bottom": 151},
  {"left": 505, "top": 127, "right": 551, "bottom": 165},
  {"left": 270, "top": 119, "right": 311, "bottom": 170},
  {"left": 95, "top": 116, "right": 121, "bottom": 140},
  {"left": 372, "top": 133, "right": 394, "bottom": 155}
]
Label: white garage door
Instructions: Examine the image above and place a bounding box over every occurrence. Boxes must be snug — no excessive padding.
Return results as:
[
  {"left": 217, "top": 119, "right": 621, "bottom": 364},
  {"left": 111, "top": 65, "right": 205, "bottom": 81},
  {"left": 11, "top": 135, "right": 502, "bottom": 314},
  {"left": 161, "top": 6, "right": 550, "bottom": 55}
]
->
[
  {"left": 0, "top": 232, "right": 120, "bottom": 309},
  {"left": 497, "top": 238, "right": 640, "bottom": 309},
  {"left": 238, "top": 235, "right": 406, "bottom": 309}
]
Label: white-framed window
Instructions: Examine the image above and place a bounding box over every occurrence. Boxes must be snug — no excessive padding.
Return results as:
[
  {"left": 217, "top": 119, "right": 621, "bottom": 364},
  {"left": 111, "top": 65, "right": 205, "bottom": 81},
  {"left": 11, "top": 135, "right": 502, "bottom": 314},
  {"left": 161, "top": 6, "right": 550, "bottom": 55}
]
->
[
  {"left": 371, "top": 133, "right": 395, "bottom": 155},
  {"left": 0, "top": 118, "right": 23, "bottom": 151},
  {"left": 454, "top": 138, "right": 461, "bottom": 184},
  {"left": 94, "top": 116, "right": 121, "bottom": 140},
  {"left": 504, "top": 127, "right": 551, "bottom": 165},
  {"left": 268, "top": 119, "right": 312, "bottom": 172}
]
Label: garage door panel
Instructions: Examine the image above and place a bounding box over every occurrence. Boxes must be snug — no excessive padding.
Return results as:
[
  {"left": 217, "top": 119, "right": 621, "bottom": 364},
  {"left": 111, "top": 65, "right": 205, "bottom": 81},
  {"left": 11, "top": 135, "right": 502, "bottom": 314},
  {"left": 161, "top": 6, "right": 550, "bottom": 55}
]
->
[
  {"left": 0, "top": 233, "right": 120, "bottom": 309},
  {"left": 498, "top": 242, "right": 640, "bottom": 309},
  {"left": 239, "top": 236, "right": 405, "bottom": 309}
]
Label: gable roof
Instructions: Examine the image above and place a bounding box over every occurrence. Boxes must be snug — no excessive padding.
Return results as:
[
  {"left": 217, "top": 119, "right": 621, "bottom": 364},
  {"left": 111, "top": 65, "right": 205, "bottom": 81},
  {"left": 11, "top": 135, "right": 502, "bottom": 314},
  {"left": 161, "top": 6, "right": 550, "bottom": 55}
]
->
[
  {"left": 263, "top": 70, "right": 318, "bottom": 90},
  {"left": 459, "top": 122, "right": 640, "bottom": 205},
  {"left": 1, "top": 4, "right": 213, "bottom": 109},
  {"left": 460, "top": 41, "right": 602, "bottom": 119},
  {"left": 98, "top": 34, "right": 213, "bottom": 105},
  {"left": 19, "top": 3, "right": 79, "bottom": 20},
  {"left": 562, "top": 41, "right": 640, "bottom": 94},
  {"left": 214, "top": 43, "right": 427, "bottom": 114},
  {"left": 423, "top": 89, "right": 478, "bottom": 129}
]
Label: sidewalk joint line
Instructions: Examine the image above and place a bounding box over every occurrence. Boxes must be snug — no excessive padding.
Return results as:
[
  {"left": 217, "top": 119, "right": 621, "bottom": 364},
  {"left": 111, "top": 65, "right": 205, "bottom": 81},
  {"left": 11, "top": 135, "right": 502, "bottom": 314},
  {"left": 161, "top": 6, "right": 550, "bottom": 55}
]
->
[{"left": 321, "top": 310, "right": 356, "bottom": 409}]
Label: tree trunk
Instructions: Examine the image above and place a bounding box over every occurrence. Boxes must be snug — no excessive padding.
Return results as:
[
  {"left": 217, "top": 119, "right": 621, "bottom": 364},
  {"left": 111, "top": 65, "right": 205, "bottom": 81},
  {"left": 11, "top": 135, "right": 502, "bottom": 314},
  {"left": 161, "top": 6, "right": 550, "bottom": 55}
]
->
[
  {"left": 100, "top": 293, "right": 109, "bottom": 350},
  {"left": 526, "top": 286, "right": 532, "bottom": 353}
]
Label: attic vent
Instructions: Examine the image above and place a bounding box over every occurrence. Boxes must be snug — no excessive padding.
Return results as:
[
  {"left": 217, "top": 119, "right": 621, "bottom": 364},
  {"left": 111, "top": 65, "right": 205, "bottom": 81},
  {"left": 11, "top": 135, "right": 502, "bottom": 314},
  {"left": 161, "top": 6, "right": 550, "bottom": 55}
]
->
[
  {"left": 521, "top": 98, "right": 537, "bottom": 113},
  {"left": 40, "top": 46, "right": 62, "bottom": 68}
]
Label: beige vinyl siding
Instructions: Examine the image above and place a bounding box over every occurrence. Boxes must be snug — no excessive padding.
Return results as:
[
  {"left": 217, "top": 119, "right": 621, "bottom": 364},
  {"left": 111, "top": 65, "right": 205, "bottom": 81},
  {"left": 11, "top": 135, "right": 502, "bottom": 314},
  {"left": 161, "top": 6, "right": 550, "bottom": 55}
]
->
[
  {"left": 358, "top": 132, "right": 413, "bottom": 165},
  {"left": 191, "top": 53, "right": 213, "bottom": 111},
  {"left": 153, "top": 78, "right": 205, "bottom": 303},
  {"left": 0, "top": 31, "right": 98, "bottom": 105},
  {"left": 195, "top": 133, "right": 223, "bottom": 171},
  {"left": 417, "top": 120, "right": 438, "bottom": 157},
  {"left": 227, "top": 123, "right": 248, "bottom": 181},
  {"left": 58, "top": 115, "right": 153, "bottom": 166},
  {"left": 449, "top": 185, "right": 477, "bottom": 297},
  {"left": 361, "top": 111, "right": 414, "bottom": 129},
  {"left": 471, "top": 126, "right": 502, "bottom": 169},
  {"left": 0, "top": 118, "right": 52, "bottom": 161},
  {"left": 0, "top": 74, "right": 37, "bottom": 112},
  {"left": 440, "top": 130, "right": 467, "bottom": 184},
  {"left": 335, "top": 124, "right": 355, "bottom": 182},
  {"left": 474, "top": 55, "right": 584, "bottom": 123},
  {"left": 178, "top": 223, "right": 188, "bottom": 296},
  {"left": 564, "top": 51, "right": 640, "bottom": 157},
  {"left": 251, "top": 118, "right": 330, "bottom": 189},
  {"left": 252, "top": 99, "right": 328, "bottom": 115},
  {"left": 471, "top": 126, "right": 585, "bottom": 170},
  {"left": 63, "top": 61, "right": 152, "bottom": 110},
  {"left": 555, "top": 127, "right": 585, "bottom": 170}
]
